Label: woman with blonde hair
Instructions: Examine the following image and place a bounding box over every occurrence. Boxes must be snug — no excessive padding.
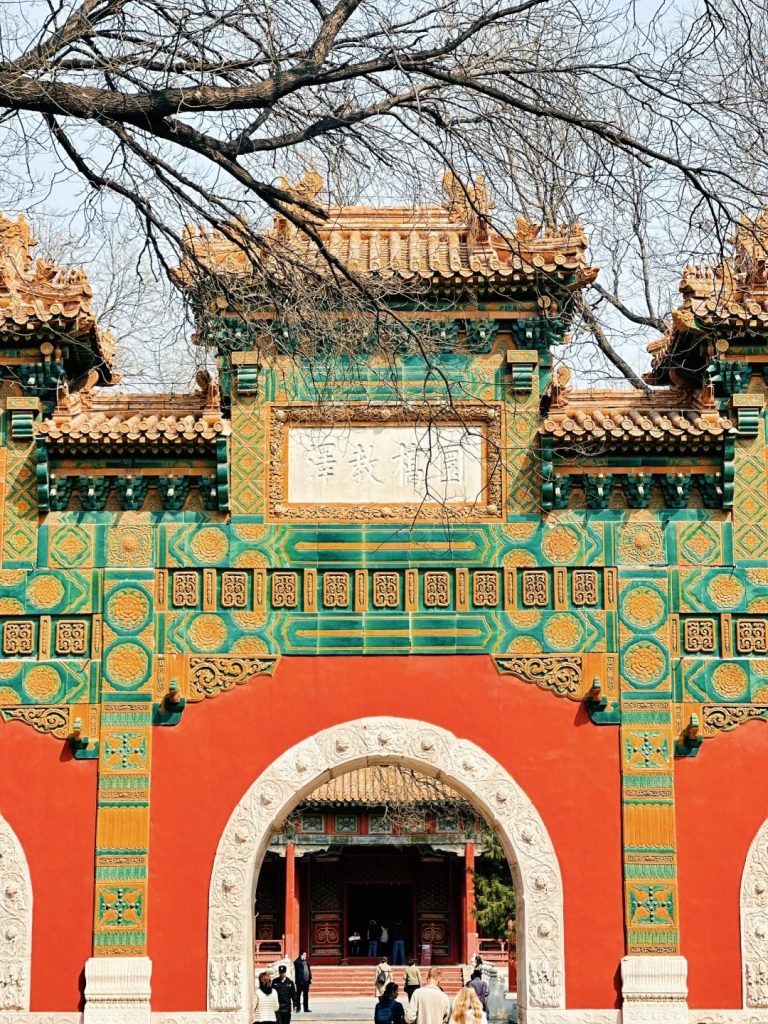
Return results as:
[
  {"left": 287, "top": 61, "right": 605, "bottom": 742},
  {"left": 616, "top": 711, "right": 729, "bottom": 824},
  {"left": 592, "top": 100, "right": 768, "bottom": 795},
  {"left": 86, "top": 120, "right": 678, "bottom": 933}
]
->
[{"left": 452, "top": 985, "right": 486, "bottom": 1024}]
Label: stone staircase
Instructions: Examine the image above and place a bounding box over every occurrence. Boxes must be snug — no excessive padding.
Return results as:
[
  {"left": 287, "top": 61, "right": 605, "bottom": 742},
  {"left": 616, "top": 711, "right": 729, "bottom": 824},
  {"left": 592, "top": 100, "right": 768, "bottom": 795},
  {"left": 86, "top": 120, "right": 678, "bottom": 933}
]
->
[{"left": 310, "top": 965, "right": 465, "bottom": 999}]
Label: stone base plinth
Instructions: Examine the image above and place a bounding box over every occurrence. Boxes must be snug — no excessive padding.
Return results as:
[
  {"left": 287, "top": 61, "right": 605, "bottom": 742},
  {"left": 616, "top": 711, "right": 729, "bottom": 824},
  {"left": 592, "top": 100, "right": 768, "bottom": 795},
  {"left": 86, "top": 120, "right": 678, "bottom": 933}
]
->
[
  {"left": 621, "top": 954, "right": 688, "bottom": 1024},
  {"left": 83, "top": 956, "right": 152, "bottom": 1024}
]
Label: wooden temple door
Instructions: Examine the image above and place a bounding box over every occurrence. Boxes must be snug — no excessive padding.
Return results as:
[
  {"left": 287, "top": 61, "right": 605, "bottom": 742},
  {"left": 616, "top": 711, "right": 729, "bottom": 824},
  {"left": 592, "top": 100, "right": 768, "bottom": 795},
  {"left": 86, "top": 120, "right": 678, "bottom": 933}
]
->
[
  {"left": 309, "top": 859, "right": 344, "bottom": 961},
  {"left": 416, "top": 858, "right": 452, "bottom": 962}
]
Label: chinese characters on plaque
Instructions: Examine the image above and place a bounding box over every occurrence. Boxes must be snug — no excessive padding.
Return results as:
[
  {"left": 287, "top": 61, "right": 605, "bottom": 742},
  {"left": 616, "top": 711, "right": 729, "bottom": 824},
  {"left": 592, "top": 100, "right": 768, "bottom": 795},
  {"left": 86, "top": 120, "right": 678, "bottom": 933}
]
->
[{"left": 287, "top": 425, "right": 484, "bottom": 505}]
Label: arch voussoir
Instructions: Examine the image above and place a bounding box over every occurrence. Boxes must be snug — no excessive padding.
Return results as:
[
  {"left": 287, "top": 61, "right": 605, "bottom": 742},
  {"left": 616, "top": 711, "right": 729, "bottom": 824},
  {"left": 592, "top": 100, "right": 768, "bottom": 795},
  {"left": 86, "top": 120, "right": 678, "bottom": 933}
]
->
[{"left": 0, "top": 812, "right": 33, "bottom": 1012}]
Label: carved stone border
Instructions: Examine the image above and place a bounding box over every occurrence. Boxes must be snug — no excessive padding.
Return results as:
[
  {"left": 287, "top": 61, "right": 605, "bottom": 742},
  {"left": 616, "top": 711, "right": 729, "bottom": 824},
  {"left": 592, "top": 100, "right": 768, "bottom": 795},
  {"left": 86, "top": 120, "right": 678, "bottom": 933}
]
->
[
  {"left": 741, "top": 818, "right": 768, "bottom": 1009},
  {"left": 0, "top": 812, "right": 33, "bottom": 1011},
  {"left": 208, "top": 717, "right": 565, "bottom": 1021},
  {"left": 267, "top": 403, "right": 504, "bottom": 521}
]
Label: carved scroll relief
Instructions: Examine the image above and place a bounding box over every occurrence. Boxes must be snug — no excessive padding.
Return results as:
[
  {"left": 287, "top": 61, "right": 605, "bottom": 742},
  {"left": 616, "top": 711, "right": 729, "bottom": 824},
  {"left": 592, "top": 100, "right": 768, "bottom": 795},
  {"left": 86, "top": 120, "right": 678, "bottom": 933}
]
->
[{"left": 0, "top": 813, "right": 32, "bottom": 1011}]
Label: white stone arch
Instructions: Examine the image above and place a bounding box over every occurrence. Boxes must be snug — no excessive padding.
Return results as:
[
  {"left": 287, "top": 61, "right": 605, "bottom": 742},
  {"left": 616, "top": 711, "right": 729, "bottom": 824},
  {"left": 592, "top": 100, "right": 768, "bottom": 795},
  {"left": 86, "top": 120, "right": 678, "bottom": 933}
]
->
[
  {"left": 741, "top": 818, "right": 768, "bottom": 1008},
  {"left": 0, "top": 812, "right": 33, "bottom": 1011},
  {"left": 208, "top": 717, "right": 565, "bottom": 1021}
]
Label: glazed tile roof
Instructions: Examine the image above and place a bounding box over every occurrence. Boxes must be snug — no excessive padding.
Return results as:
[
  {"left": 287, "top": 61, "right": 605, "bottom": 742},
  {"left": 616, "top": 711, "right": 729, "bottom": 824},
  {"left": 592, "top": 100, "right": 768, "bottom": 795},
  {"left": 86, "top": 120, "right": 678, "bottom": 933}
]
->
[
  {"left": 541, "top": 386, "right": 733, "bottom": 448},
  {"left": 179, "top": 172, "right": 597, "bottom": 286},
  {"left": 37, "top": 377, "right": 229, "bottom": 450},
  {"left": 0, "top": 213, "right": 116, "bottom": 382},
  {"left": 304, "top": 767, "right": 461, "bottom": 805},
  {"left": 648, "top": 211, "right": 768, "bottom": 381}
]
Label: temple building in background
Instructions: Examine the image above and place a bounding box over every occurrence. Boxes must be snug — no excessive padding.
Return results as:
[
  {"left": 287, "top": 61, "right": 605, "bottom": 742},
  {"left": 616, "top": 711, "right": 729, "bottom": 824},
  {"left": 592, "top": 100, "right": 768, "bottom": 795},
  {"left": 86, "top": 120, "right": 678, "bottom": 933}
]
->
[
  {"left": 1, "top": 181, "right": 768, "bottom": 1024},
  {"left": 257, "top": 766, "right": 492, "bottom": 968}
]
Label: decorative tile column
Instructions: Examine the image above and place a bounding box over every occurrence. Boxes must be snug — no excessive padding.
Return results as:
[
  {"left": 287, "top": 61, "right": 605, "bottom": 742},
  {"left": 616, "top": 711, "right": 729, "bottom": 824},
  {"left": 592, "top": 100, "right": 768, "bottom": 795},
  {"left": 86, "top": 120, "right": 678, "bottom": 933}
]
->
[
  {"left": 617, "top": 564, "right": 687, "bottom": 1024},
  {"left": 85, "top": 570, "right": 156, "bottom": 1024}
]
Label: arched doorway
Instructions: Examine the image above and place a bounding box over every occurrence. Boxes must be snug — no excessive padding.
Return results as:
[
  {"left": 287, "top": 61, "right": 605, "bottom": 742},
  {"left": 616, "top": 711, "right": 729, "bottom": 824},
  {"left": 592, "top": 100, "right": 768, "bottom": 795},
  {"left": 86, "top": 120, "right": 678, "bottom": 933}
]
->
[
  {"left": 0, "top": 812, "right": 33, "bottom": 1011},
  {"left": 207, "top": 718, "right": 564, "bottom": 1020},
  {"left": 256, "top": 764, "right": 512, "bottom": 969}
]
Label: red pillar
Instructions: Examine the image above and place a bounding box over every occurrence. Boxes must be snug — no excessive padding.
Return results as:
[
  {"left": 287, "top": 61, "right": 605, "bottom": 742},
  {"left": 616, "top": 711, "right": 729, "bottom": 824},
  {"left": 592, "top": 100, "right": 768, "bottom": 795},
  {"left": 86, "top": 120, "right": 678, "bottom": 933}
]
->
[
  {"left": 285, "top": 843, "right": 297, "bottom": 959},
  {"left": 464, "top": 841, "right": 478, "bottom": 962}
]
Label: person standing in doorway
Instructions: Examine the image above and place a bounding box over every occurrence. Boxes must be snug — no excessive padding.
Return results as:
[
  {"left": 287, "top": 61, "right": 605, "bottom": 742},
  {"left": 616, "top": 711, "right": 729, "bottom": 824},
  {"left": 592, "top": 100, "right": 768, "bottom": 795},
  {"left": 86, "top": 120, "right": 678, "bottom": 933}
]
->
[
  {"left": 380, "top": 923, "right": 389, "bottom": 957},
  {"left": 390, "top": 921, "right": 405, "bottom": 965},
  {"left": 273, "top": 965, "right": 296, "bottom": 1024},
  {"left": 253, "top": 971, "right": 280, "bottom": 1024},
  {"left": 374, "top": 955, "right": 393, "bottom": 998},
  {"left": 403, "top": 959, "right": 421, "bottom": 1001},
  {"left": 367, "top": 919, "right": 379, "bottom": 958},
  {"left": 404, "top": 967, "right": 451, "bottom": 1024},
  {"left": 293, "top": 951, "right": 312, "bottom": 1012}
]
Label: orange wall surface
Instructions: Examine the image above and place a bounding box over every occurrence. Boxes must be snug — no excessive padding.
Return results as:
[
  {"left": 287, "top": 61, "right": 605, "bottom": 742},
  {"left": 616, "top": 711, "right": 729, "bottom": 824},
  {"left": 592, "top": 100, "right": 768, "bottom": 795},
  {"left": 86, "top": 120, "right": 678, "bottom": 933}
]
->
[
  {"left": 677, "top": 720, "right": 768, "bottom": 1009},
  {"left": 149, "top": 655, "right": 625, "bottom": 1011},
  {"left": 0, "top": 719, "right": 97, "bottom": 1012}
]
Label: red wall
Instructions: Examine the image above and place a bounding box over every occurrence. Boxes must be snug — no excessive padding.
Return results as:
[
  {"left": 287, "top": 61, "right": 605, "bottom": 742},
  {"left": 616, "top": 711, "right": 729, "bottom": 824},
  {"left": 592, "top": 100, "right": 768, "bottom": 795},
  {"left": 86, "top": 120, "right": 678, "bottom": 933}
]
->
[
  {"left": 677, "top": 720, "right": 768, "bottom": 1009},
  {"left": 150, "top": 655, "right": 624, "bottom": 1010},
  {"left": 0, "top": 718, "right": 97, "bottom": 1011}
]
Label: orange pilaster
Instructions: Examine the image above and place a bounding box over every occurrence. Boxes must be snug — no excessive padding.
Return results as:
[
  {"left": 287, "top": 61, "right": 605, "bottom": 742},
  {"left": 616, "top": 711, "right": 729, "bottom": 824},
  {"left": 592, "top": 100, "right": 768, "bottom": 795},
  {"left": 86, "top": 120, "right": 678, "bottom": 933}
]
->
[
  {"left": 464, "top": 841, "right": 478, "bottom": 962},
  {"left": 285, "top": 842, "right": 297, "bottom": 959}
]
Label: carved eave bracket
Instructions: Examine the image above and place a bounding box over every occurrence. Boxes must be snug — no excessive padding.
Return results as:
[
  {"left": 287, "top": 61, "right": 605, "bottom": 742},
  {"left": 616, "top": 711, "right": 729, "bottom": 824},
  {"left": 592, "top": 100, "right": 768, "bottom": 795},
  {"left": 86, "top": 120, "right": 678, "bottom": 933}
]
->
[
  {"left": 491, "top": 652, "right": 620, "bottom": 723},
  {"left": 156, "top": 653, "right": 280, "bottom": 711}
]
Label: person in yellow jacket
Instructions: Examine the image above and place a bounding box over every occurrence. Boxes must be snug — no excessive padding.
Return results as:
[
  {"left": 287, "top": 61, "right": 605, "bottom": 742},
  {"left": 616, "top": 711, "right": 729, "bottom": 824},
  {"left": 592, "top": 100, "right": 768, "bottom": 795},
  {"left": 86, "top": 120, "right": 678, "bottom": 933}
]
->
[{"left": 403, "top": 960, "right": 422, "bottom": 1001}]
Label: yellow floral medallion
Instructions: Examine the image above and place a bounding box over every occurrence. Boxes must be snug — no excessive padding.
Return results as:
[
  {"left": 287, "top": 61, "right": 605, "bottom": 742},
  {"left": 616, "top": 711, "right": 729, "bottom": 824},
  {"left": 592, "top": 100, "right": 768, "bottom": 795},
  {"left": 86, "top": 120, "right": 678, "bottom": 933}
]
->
[
  {"left": 707, "top": 574, "right": 746, "bottom": 610},
  {"left": 190, "top": 527, "right": 229, "bottom": 563},
  {"left": 624, "top": 640, "right": 667, "bottom": 686},
  {"left": 621, "top": 585, "right": 665, "bottom": 630},
  {"left": 543, "top": 614, "right": 583, "bottom": 651},
  {"left": 188, "top": 614, "right": 228, "bottom": 651},
  {"left": 107, "top": 527, "right": 152, "bottom": 567},
  {"left": 232, "top": 636, "right": 268, "bottom": 655},
  {"left": 105, "top": 642, "right": 149, "bottom": 687},
  {"left": 27, "top": 574, "right": 65, "bottom": 610},
  {"left": 107, "top": 587, "right": 151, "bottom": 631},
  {"left": 502, "top": 550, "right": 537, "bottom": 568},
  {"left": 0, "top": 686, "right": 21, "bottom": 705},
  {"left": 505, "top": 611, "right": 542, "bottom": 629},
  {"left": 505, "top": 635, "right": 543, "bottom": 654},
  {"left": 23, "top": 666, "right": 62, "bottom": 702},
  {"left": 232, "top": 611, "right": 268, "bottom": 630},
  {"left": 233, "top": 551, "right": 269, "bottom": 568},
  {"left": 232, "top": 523, "right": 267, "bottom": 542},
  {"left": 541, "top": 525, "right": 580, "bottom": 564},
  {"left": 711, "top": 663, "right": 748, "bottom": 700}
]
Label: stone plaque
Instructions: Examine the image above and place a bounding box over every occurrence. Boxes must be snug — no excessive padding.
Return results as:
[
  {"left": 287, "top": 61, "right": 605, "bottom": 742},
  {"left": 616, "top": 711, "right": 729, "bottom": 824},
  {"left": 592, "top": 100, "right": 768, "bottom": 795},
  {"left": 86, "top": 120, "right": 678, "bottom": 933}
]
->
[{"left": 287, "top": 425, "right": 484, "bottom": 505}]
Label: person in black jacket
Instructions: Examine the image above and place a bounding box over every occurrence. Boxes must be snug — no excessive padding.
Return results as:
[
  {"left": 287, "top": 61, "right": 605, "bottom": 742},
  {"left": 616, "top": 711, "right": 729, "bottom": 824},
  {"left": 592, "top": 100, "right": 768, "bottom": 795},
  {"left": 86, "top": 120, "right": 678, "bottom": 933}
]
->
[
  {"left": 274, "top": 965, "right": 296, "bottom": 1024},
  {"left": 293, "top": 951, "right": 312, "bottom": 1012},
  {"left": 374, "top": 981, "right": 405, "bottom": 1024}
]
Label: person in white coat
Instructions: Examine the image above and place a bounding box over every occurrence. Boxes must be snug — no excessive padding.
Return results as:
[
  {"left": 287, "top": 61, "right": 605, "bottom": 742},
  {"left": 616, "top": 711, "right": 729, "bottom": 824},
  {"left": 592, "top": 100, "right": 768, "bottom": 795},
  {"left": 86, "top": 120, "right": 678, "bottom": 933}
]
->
[
  {"left": 405, "top": 967, "right": 451, "bottom": 1024},
  {"left": 253, "top": 971, "right": 280, "bottom": 1023}
]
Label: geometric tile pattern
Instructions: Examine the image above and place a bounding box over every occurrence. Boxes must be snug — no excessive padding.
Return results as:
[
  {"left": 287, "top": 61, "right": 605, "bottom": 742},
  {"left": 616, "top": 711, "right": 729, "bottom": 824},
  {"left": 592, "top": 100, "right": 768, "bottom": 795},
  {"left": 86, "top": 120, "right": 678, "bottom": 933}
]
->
[
  {"left": 619, "top": 570, "right": 680, "bottom": 955},
  {"left": 4, "top": 343, "right": 768, "bottom": 975},
  {"left": 733, "top": 418, "right": 768, "bottom": 561}
]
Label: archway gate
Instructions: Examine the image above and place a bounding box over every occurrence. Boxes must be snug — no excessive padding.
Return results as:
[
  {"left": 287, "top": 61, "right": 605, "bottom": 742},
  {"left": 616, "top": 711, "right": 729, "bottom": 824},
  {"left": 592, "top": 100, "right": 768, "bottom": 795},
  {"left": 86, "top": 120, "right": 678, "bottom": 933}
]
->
[{"left": 207, "top": 718, "right": 564, "bottom": 1020}]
